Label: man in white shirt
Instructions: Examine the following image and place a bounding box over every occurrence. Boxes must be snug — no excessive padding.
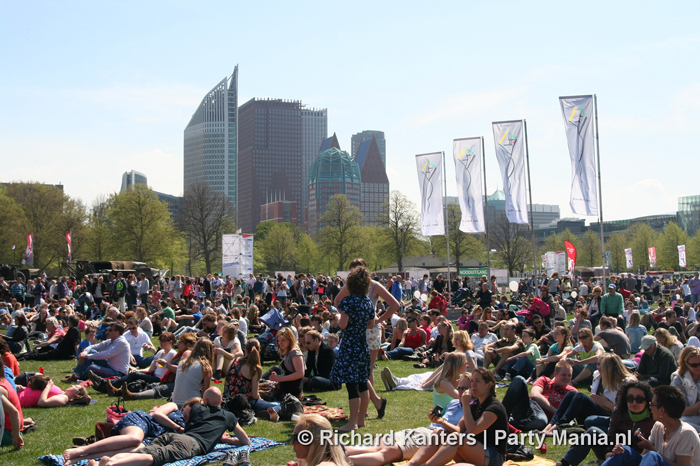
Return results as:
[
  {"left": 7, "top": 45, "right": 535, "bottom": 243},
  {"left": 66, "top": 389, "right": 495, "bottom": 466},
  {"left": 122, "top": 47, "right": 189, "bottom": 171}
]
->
[
  {"left": 137, "top": 273, "right": 150, "bottom": 305},
  {"left": 124, "top": 317, "right": 156, "bottom": 368},
  {"left": 69, "top": 322, "right": 131, "bottom": 381},
  {"left": 471, "top": 322, "right": 498, "bottom": 367}
]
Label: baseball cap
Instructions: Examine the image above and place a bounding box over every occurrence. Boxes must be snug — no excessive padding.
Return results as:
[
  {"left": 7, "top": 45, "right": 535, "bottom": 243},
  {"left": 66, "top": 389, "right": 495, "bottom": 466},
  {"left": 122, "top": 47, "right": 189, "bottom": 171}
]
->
[
  {"left": 608, "top": 284, "right": 616, "bottom": 290},
  {"left": 640, "top": 335, "right": 656, "bottom": 350}
]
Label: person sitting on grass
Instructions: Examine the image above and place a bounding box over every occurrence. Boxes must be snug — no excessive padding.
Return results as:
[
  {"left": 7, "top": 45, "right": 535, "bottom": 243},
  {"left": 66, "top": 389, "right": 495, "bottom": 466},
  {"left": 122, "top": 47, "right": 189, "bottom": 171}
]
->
[
  {"left": 599, "top": 385, "right": 700, "bottom": 466},
  {"left": 482, "top": 322, "right": 525, "bottom": 378},
  {"left": 346, "top": 373, "right": 471, "bottom": 466},
  {"left": 0, "top": 359, "right": 23, "bottom": 450},
  {"left": 66, "top": 322, "right": 130, "bottom": 382},
  {"left": 225, "top": 339, "right": 280, "bottom": 421},
  {"left": 567, "top": 327, "right": 604, "bottom": 385},
  {"left": 502, "top": 328, "right": 541, "bottom": 380},
  {"left": 87, "top": 387, "right": 250, "bottom": 466},
  {"left": 18, "top": 315, "right": 82, "bottom": 361},
  {"left": 17, "top": 374, "right": 89, "bottom": 408},
  {"left": 212, "top": 323, "right": 243, "bottom": 380},
  {"left": 532, "top": 325, "right": 575, "bottom": 380},
  {"left": 63, "top": 397, "right": 203, "bottom": 465},
  {"left": 382, "top": 317, "right": 426, "bottom": 360}
]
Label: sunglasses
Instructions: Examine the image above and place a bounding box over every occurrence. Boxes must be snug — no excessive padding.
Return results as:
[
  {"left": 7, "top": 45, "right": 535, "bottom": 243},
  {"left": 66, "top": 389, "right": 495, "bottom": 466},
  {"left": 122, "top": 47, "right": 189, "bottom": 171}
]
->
[
  {"left": 290, "top": 432, "right": 303, "bottom": 444},
  {"left": 578, "top": 335, "right": 589, "bottom": 339},
  {"left": 688, "top": 362, "right": 700, "bottom": 368},
  {"left": 626, "top": 396, "right": 646, "bottom": 404}
]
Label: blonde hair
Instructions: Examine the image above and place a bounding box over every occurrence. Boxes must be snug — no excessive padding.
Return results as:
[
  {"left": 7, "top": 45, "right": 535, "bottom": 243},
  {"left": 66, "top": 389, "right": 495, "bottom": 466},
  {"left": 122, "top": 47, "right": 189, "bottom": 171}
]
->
[
  {"left": 654, "top": 328, "right": 677, "bottom": 349},
  {"left": 678, "top": 346, "right": 700, "bottom": 378},
  {"left": 629, "top": 312, "right": 641, "bottom": 327},
  {"left": 295, "top": 414, "right": 351, "bottom": 466},
  {"left": 395, "top": 318, "right": 408, "bottom": 332},
  {"left": 599, "top": 353, "right": 633, "bottom": 393},
  {"left": 452, "top": 330, "right": 474, "bottom": 351},
  {"left": 435, "top": 352, "right": 467, "bottom": 386}
]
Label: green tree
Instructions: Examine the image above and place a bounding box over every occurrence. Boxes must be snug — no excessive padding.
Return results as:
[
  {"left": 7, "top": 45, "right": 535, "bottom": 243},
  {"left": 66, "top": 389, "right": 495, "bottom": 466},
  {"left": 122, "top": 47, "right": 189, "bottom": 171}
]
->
[
  {"left": 0, "top": 189, "right": 29, "bottom": 264},
  {"left": 433, "top": 204, "right": 486, "bottom": 270},
  {"left": 578, "top": 230, "right": 602, "bottom": 267},
  {"left": 85, "top": 195, "right": 112, "bottom": 261},
  {"left": 318, "top": 194, "right": 363, "bottom": 271},
  {"left": 606, "top": 232, "right": 628, "bottom": 273},
  {"left": 657, "top": 222, "right": 690, "bottom": 270},
  {"left": 628, "top": 223, "right": 659, "bottom": 271},
  {"left": 259, "top": 222, "right": 299, "bottom": 273},
  {"left": 540, "top": 229, "right": 577, "bottom": 257},
  {"left": 382, "top": 191, "right": 420, "bottom": 271},
  {"left": 179, "top": 181, "right": 236, "bottom": 274},
  {"left": 107, "top": 185, "right": 183, "bottom": 266}
]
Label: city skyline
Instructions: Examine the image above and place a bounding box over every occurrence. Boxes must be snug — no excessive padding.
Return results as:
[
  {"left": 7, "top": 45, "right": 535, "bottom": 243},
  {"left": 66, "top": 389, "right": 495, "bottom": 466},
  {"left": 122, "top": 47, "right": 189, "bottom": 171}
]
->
[{"left": 2, "top": 2, "right": 699, "bottom": 225}]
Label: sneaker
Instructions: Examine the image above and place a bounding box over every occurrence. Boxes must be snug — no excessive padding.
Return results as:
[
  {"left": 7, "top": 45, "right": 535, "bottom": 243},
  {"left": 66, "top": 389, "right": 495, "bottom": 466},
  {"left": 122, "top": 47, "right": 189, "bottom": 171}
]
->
[
  {"left": 380, "top": 367, "right": 391, "bottom": 391},
  {"left": 237, "top": 448, "right": 251, "bottom": 466},
  {"left": 381, "top": 367, "right": 396, "bottom": 391},
  {"left": 222, "top": 450, "right": 239, "bottom": 466},
  {"left": 503, "top": 374, "right": 512, "bottom": 382}
]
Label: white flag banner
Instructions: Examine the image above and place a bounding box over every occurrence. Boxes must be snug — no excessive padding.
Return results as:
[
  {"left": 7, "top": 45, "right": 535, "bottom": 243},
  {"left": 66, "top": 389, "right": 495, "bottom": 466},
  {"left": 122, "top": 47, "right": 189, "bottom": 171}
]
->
[
  {"left": 222, "top": 234, "right": 255, "bottom": 279},
  {"left": 559, "top": 96, "right": 598, "bottom": 216},
  {"left": 492, "top": 120, "right": 528, "bottom": 224},
  {"left": 453, "top": 138, "right": 485, "bottom": 233},
  {"left": 415, "top": 152, "right": 445, "bottom": 236},
  {"left": 625, "top": 248, "right": 633, "bottom": 269},
  {"left": 679, "top": 244, "right": 687, "bottom": 268}
]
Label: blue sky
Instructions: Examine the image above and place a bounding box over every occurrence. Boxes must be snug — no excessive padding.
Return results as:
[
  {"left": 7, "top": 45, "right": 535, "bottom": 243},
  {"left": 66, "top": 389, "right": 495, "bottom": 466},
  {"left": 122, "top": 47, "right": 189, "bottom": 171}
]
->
[{"left": 2, "top": 1, "right": 698, "bottom": 223}]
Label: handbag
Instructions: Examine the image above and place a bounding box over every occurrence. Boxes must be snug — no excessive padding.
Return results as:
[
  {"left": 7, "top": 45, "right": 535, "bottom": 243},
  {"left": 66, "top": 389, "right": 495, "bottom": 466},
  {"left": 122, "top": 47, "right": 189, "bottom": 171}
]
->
[{"left": 106, "top": 396, "right": 129, "bottom": 424}]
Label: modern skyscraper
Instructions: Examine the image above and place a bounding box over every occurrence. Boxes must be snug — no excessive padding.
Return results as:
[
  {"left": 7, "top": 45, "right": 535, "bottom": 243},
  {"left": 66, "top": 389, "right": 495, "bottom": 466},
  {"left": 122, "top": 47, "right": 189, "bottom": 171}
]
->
[
  {"left": 120, "top": 170, "right": 148, "bottom": 192},
  {"left": 301, "top": 107, "right": 328, "bottom": 224},
  {"left": 237, "top": 98, "right": 304, "bottom": 233},
  {"left": 307, "top": 147, "right": 362, "bottom": 235},
  {"left": 183, "top": 66, "right": 238, "bottom": 211},
  {"left": 355, "top": 136, "right": 390, "bottom": 226},
  {"left": 351, "top": 130, "right": 386, "bottom": 167}
]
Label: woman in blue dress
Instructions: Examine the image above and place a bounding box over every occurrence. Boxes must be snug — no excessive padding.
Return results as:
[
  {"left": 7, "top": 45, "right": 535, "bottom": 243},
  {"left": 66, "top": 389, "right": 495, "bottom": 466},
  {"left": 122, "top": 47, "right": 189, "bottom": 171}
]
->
[
  {"left": 330, "top": 265, "right": 375, "bottom": 432},
  {"left": 62, "top": 397, "right": 202, "bottom": 464}
]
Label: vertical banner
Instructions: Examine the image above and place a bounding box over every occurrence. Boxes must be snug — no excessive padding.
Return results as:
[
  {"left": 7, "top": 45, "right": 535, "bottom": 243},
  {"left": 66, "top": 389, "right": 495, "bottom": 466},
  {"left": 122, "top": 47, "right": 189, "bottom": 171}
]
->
[
  {"left": 492, "top": 120, "right": 528, "bottom": 224},
  {"left": 24, "top": 234, "right": 33, "bottom": 266},
  {"left": 222, "top": 234, "right": 254, "bottom": 280},
  {"left": 453, "top": 138, "right": 485, "bottom": 233},
  {"left": 564, "top": 240, "right": 577, "bottom": 276},
  {"left": 415, "top": 152, "right": 444, "bottom": 236},
  {"left": 604, "top": 250, "right": 612, "bottom": 271},
  {"left": 559, "top": 96, "right": 598, "bottom": 216},
  {"left": 678, "top": 245, "right": 687, "bottom": 268},
  {"left": 625, "top": 248, "right": 633, "bottom": 269},
  {"left": 648, "top": 247, "right": 657, "bottom": 268},
  {"left": 66, "top": 232, "right": 72, "bottom": 263}
]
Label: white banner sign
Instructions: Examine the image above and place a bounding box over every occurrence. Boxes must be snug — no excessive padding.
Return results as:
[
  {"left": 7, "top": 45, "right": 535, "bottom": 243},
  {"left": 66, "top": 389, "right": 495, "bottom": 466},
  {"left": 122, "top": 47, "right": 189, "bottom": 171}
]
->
[
  {"left": 679, "top": 244, "right": 687, "bottom": 268},
  {"left": 453, "top": 137, "right": 485, "bottom": 233},
  {"left": 559, "top": 95, "right": 598, "bottom": 216},
  {"left": 625, "top": 248, "right": 633, "bottom": 269},
  {"left": 415, "top": 152, "right": 444, "bottom": 236},
  {"left": 544, "top": 251, "right": 567, "bottom": 277},
  {"left": 222, "top": 234, "right": 254, "bottom": 280},
  {"left": 492, "top": 120, "right": 528, "bottom": 224}
]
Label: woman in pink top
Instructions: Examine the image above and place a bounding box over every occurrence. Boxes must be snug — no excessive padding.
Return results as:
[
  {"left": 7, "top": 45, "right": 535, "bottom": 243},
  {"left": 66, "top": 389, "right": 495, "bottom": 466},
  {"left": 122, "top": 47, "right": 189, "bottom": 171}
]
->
[{"left": 17, "top": 375, "right": 88, "bottom": 408}]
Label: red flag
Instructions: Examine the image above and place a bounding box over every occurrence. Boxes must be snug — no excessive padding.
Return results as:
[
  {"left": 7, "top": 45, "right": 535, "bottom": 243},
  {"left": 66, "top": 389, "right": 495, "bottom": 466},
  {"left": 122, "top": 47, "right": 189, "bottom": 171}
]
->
[
  {"left": 66, "top": 232, "right": 72, "bottom": 262},
  {"left": 24, "top": 234, "right": 33, "bottom": 266},
  {"left": 564, "top": 240, "right": 577, "bottom": 276}
]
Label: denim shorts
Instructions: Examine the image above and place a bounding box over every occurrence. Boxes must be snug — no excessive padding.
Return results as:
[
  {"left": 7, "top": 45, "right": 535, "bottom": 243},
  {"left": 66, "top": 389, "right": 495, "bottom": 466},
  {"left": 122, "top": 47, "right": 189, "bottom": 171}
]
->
[{"left": 483, "top": 444, "right": 505, "bottom": 466}]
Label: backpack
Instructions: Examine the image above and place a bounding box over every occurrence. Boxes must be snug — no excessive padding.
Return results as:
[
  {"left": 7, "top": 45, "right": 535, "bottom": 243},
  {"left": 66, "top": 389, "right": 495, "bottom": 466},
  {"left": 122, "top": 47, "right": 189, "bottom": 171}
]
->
[{"left": 279, "top": 393, "right": 304, "bottom": 421}]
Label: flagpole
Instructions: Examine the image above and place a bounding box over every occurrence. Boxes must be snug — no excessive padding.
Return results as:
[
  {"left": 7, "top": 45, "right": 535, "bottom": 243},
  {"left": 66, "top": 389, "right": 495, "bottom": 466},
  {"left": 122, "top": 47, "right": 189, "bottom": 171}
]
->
[
  {"left": 594, "top": 95, "right": 606, "bottom": 281},
  {"left": 482, "top": 137, "right": 491, "bottom": 279},
  {"left": 443, "top": 151, "right": 452, "bottom": 295},
  {"left": 523, "top": 120, "right": 537, "bottom": 276}
]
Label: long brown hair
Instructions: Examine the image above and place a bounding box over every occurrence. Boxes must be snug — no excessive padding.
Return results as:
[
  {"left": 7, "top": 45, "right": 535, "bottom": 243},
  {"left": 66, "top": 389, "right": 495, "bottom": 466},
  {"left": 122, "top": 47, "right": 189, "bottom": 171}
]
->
[
  {"left": 181, "top": 338, "right": 214, "bottom": 375},
  {"left": 242, "top": 340, "right": 263, "bottom": 379}
]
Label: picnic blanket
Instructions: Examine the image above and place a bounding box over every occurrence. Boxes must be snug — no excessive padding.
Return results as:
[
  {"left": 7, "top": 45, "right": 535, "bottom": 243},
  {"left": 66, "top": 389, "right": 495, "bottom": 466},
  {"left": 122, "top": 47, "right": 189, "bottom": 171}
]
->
[
  {"left": 39, "top": 436, "right": 284, "bottom": 466},
  {"left": 393, "top": 456, "right": 556, "bottom": 466},
  {"left": 303, "top": 405, "right": 347, "bottom": 421}
]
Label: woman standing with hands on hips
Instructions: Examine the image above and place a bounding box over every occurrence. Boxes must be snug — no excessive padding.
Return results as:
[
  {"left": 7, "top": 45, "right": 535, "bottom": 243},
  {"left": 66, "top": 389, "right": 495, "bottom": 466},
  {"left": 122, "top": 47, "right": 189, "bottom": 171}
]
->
[{"left": 330, "top": 264, "right": 377, "bottom": 431}]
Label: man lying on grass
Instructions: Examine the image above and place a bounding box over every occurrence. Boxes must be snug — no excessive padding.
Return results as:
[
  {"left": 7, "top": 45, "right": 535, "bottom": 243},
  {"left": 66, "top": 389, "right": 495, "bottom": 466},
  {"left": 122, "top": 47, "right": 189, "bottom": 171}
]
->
[{"left": 87, "top": 387, "right": 250, "bottom": 466}]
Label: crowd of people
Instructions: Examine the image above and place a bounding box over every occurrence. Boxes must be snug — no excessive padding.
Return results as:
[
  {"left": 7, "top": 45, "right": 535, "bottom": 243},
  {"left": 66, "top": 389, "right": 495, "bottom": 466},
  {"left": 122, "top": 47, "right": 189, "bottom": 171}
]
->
[{"left": 1, "top": 268, "right": 700, "bottom": 466}]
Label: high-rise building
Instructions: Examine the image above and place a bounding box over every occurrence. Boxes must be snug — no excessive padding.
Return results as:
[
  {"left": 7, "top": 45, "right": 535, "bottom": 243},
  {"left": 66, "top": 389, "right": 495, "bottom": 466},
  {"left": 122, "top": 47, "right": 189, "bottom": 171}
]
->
[
  {"left": 307, "top": 147, "right": 362, "bottom": 235},
  {"left": 183, "top": 66, "right": 238, "bottom": 211},
  {"left": 678, "top": 195, "right": 700, "bottom": 236},
  {"left": 120, "top": 170, "right": 148, "bottom": 192},
  {"left": 355, "top": 136, "right": 389, "bottom": 226},
  {"left": 237, "top": 98, "right": 304, "bottom": 233},
  {"left": 300, "top": 108, "right": 328, "bottom": 224},
  {"left": 351, "top": 130, "right": 386, "bottom": 167}
]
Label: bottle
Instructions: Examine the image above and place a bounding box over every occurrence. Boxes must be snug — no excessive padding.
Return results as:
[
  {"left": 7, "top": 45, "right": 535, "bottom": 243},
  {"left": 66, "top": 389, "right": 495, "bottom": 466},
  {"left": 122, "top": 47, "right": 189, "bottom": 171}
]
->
[
  {"left": 39, "top": 367, "right": 44, "bottom": 374},
  {"left": 287, "top": 462, "right": 299, "bottom": 466},
  {"left": 538, "top": 442, "right": 547, "bottom": 454}
]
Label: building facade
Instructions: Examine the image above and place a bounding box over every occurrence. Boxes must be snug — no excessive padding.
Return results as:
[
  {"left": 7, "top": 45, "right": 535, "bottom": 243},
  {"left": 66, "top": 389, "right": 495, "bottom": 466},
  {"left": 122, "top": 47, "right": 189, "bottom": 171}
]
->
[
  {"left": 678, "top": 195, "right": 700, "bottom": 236},
  {"left": 120, "top": 170, "right": 148, "bottom": 192},
  {"left": 351, "top": 130, "right": 386, "bottom": 167},
  {"left": 300, "top": 108, "right": 328, "bottom": 224},
  {"left": 237, "top": 98, "right": 303, "bottom": 233},
  {"left": 355, "top": 136, "right": 389, "bottom": 226},
  {"left": 307, "top": 147, "right": 362, "bottom": 235},
  {"left": 183, "top": 66, "right": 238, "bottom": 211}
]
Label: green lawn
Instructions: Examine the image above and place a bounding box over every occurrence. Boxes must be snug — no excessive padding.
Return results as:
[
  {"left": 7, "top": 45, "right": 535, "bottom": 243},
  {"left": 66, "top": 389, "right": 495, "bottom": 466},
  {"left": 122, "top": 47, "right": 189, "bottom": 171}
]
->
[{"left": 4, "top": 353, "right": 595, "bottom": 466}]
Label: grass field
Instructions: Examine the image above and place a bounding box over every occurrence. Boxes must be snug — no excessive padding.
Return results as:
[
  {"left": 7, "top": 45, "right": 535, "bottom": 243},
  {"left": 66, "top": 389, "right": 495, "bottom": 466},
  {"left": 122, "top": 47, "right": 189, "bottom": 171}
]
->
[{"left": 4, "top": 347, "right": 596, "bottom": 466}]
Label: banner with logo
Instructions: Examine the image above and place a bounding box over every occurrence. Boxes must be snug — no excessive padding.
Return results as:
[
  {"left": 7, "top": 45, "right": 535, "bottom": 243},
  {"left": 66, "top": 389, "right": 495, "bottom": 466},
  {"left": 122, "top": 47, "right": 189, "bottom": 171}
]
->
[
  {"left": 453, "top": 138, "right": 485, "bottom": 233},
  {"left": 559, "top": 96, "right": 598, "bottom": 216},
  {"left": 604, "top": 250, "right": 612, "bottom": 271},
  {"left": 625, "top": 248, "right": 633, "bottom": 269},
  {"left": 492, "top": 120, "right": 528, "bottom": 224},
  {"left": 648, "top": 247, "right": 657, "bottom": 268},
  {"left": 678, "top": 245, "right": 687, "bottom": 268},
  {"left": 564, "top": 241, "right": 577, "bottom": 276},
  {"left": 24, "top": 234, "right": 33, "bottom": 266},
  {"left": 66, "top": 232, "right": 72, "bottom": 263},
  {"left": 544, "top": 251, "right": 567, "bottom": 277},
  {"left": 416, "top": 152, "right": 445, "bottom": 236},
  {"left": 222, "top": 234, "right": 254, "bottom": 279}
]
